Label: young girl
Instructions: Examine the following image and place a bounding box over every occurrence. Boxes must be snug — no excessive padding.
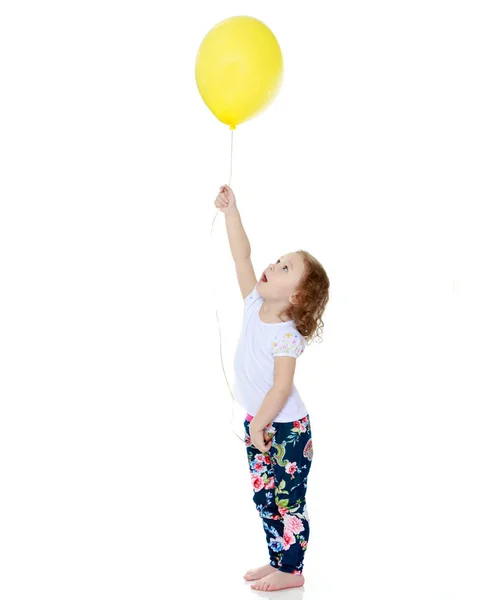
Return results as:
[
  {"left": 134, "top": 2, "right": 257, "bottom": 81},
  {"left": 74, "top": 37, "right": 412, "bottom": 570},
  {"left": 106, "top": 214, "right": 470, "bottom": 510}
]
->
[{"left": 214, "top": 184, "right": 330, "bottom": 592}]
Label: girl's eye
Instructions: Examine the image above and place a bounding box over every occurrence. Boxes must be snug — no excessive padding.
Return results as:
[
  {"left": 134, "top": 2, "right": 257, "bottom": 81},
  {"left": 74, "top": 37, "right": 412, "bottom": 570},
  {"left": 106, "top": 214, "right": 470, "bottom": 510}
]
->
[{"left": 276, "top": 259, "right": 287, "bottom": 272}]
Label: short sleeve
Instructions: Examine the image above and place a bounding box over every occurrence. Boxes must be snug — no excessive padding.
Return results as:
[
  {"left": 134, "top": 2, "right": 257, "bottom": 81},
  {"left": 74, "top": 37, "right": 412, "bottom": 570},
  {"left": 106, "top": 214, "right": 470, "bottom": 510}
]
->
[
  {"left": 271, "top": 328, "right": 306, "bottom": 358},
  {"left": 244, "top": 283, "right": 262, "bottom": 309}
]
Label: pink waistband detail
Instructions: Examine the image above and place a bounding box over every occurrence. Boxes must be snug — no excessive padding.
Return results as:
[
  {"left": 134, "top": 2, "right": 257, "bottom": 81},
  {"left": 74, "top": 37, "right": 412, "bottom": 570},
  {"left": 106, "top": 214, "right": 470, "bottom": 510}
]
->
[{"left": 246, "top": 413, "right": 253, "bottom": 422}]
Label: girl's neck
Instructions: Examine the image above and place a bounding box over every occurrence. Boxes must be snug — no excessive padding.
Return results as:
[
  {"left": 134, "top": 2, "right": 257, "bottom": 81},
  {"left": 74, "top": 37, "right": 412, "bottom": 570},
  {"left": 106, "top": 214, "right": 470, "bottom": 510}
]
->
[{"left": 259, "top": 301, "right": 292, "bottom": 324}]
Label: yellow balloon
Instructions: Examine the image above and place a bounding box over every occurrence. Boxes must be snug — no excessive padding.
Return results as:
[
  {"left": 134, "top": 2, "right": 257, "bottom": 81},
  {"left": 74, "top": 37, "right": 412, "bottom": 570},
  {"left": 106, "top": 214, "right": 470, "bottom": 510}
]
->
[{"left": 195, "top": 16, "right": 283, "bottom": 129}]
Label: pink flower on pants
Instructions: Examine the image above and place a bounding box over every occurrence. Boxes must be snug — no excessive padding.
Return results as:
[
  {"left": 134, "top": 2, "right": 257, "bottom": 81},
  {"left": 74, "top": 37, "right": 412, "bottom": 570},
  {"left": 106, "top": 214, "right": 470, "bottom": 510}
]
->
[
  {"left": 265, "top": 477, "right": 275, "bottom": 490},
  {"left": 251, "top": 474, "right": 264, "bottom": 491},
  {"left": 293, "top": 420, "right": 307, "bottom": 433},
  {"left": 285, "top": 461, "right": 298, "bottom": 476},
  {"left": 253, "top": 461, "right": 267, "bottom": 474},
  {"left": 283, "top": 514, "right": 304, "bottom": 535},
  {"left": 281, "top": 529, "right": 296, "bottom": 550}
]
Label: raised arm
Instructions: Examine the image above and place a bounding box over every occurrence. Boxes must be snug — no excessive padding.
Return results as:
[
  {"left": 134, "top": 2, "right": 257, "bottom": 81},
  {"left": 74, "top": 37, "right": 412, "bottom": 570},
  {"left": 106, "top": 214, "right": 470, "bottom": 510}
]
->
[{"left": 215, "top": 184, "right": 257, "bottom": 299}]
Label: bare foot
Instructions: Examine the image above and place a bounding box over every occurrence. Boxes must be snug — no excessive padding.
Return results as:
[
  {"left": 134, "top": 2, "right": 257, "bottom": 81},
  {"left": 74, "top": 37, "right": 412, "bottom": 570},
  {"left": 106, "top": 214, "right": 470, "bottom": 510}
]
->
[
  {"left": 251, "top": 570, "right": 305, "bottom": 591},
  {"left": 243, "top": 563, "right": 277, "bottom": 581}
]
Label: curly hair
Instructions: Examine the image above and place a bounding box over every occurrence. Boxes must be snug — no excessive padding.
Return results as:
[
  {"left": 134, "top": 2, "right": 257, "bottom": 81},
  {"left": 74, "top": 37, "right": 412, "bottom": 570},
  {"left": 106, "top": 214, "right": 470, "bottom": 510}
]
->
[{"left": 277, "top": 250, "right": 330, "bottom": 344}]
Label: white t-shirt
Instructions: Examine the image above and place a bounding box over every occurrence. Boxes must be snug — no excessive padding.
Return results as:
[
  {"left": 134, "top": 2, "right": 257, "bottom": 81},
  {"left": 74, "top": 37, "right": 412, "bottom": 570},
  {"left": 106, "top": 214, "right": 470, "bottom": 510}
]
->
[{"left": 233, "top": 282, "right": 308, "bottom": 422}]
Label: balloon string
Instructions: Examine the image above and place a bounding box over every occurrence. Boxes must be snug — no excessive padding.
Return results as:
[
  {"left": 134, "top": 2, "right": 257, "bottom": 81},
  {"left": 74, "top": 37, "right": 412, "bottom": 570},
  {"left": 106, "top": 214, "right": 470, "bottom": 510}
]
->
[
  {"left": 210, "top": 129, "right": 244, "bottom": 443},
  {"left": 228, "top": 127, "right": 233, "bottom": 186}
]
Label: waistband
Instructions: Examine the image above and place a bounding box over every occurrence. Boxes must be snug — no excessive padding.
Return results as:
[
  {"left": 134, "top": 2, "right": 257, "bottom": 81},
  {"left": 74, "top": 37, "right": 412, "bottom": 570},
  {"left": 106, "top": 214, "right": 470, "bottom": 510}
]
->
[{"left": 245, "top": 412, "right": 309, "bottom": 425}]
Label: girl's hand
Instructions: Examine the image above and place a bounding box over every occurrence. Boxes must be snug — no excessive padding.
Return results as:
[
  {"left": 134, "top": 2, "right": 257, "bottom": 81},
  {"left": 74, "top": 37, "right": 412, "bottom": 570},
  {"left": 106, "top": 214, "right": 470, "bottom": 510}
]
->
[
  {"left": 214, "top": 184, "right": 237, "bottom": 215},
  {"left": 249, "top": 419, "right": 273, "bottom": 453}
]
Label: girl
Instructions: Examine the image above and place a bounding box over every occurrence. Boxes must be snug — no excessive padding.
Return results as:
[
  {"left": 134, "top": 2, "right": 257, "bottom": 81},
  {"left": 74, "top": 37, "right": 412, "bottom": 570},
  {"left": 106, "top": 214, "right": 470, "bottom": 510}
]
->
[{"left": 214, "top": 184, "right": 330, "bottom": 592}]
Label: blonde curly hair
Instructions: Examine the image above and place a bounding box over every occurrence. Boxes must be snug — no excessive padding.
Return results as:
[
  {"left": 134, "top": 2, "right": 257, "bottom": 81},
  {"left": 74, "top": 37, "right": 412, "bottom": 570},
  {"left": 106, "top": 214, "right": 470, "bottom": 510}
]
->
[{"left": 277, "top": 250, "right": 330, "bottom": 344}]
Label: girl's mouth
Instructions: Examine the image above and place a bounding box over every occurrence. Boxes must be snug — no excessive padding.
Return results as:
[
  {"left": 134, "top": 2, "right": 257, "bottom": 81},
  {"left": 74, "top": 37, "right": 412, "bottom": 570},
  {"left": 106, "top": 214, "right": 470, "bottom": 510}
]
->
[{"left": 261, "top": 273, "right": 268, "bottom": 282}]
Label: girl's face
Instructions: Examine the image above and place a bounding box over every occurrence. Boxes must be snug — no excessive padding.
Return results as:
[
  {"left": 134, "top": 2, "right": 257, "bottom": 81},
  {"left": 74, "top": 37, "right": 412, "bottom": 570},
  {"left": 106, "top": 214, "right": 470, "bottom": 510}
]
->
[{"left": 258, "top": 252, "right": 306, "bottom": 303}]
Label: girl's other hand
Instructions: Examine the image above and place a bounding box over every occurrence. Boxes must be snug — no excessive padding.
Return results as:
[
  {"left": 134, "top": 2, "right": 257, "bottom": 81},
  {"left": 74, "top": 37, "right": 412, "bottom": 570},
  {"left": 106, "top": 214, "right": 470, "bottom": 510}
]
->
[
  {"left": 249, "top": 421, "right": 273, "bottom": 454},
  {"left": 214, "top": 184, "right": 237, "bottom": 215}
]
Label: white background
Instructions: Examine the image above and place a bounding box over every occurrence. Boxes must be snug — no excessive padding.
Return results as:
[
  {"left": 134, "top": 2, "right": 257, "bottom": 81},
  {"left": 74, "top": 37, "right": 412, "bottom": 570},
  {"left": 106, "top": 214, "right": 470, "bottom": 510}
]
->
[{"left": 1, "top": 1, "right": 478, "bottom": 599}]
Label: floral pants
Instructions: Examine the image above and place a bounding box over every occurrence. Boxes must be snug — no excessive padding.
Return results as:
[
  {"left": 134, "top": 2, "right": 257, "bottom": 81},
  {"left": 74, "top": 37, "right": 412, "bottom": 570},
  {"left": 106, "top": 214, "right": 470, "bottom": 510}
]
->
[{"left": 244, "top": 413, "right": 314, "bottom": 576}]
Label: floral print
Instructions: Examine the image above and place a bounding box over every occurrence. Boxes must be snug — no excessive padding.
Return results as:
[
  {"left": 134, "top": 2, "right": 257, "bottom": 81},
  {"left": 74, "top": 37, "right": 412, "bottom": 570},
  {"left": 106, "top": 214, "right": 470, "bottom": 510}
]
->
[
  {"left": 244, "top": 414, "right": 313, "bottom": 575},
  {"left": 271, "top": 330, "right": 305, "bottom": 358}
]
